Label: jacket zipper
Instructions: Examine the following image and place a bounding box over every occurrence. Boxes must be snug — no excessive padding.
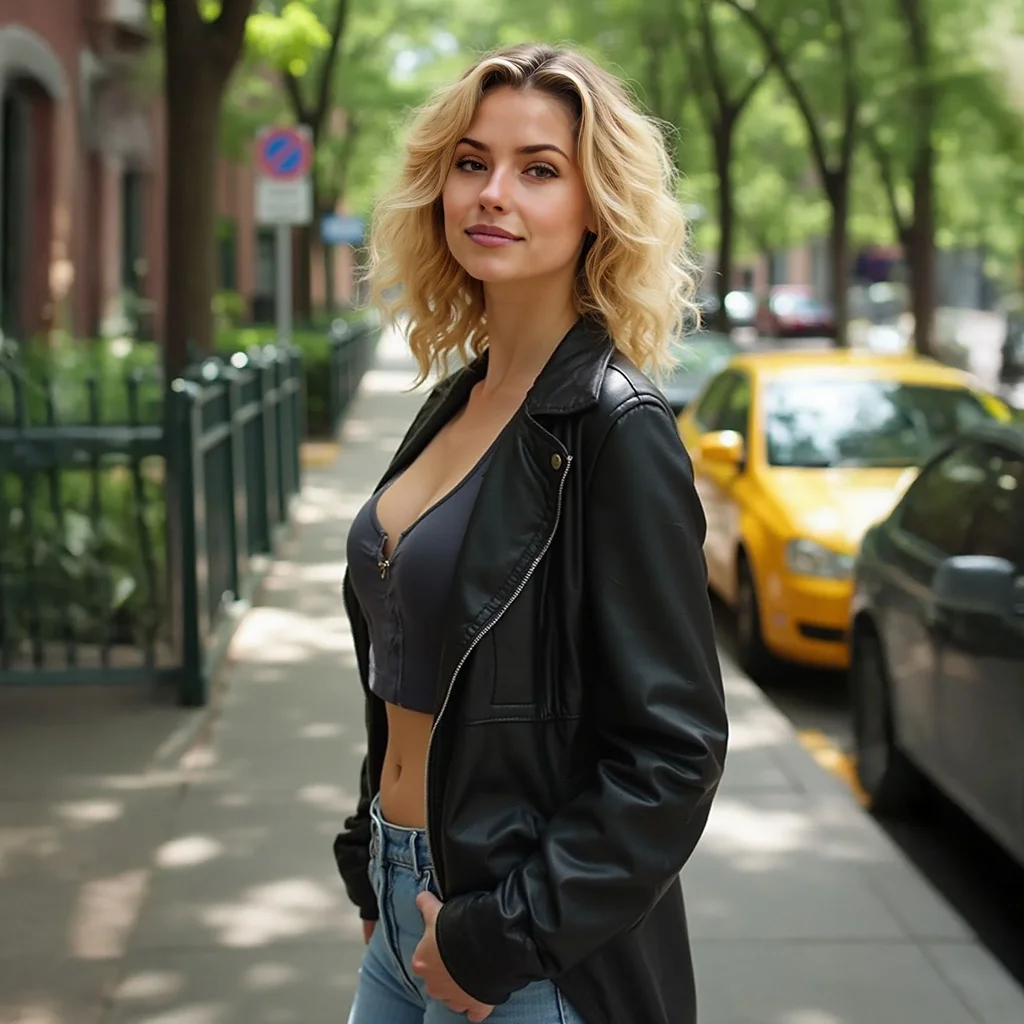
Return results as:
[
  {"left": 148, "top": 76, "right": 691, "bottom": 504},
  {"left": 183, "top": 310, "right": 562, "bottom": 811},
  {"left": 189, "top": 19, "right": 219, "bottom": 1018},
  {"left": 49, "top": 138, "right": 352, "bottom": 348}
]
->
[{"left": 424, "top": 453, "right": 572, "bottom": 897}]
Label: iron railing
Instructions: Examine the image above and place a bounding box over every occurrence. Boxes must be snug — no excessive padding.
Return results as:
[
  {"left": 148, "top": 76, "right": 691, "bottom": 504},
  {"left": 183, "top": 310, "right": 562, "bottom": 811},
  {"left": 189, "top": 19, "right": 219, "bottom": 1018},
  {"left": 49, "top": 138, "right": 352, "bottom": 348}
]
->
[
  {"left": 0, "top": 365, "right": 167, "bottom": 681},
  {"left": 166, "top": 345, "right": 304, "bottom": 704},
  {"left": 327, "top": 319, "right": 379, "bottom": 437},
  {"left": 1, "top": 320, "right": 377, "bottom": 704}
]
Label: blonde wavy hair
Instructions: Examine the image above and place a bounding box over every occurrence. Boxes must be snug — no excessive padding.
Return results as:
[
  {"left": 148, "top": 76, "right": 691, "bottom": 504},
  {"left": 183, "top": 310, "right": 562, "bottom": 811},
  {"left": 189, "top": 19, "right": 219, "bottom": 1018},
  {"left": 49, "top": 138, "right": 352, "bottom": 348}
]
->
[{"left": 368, "top": 43, "right": 698, "bottom": 383}]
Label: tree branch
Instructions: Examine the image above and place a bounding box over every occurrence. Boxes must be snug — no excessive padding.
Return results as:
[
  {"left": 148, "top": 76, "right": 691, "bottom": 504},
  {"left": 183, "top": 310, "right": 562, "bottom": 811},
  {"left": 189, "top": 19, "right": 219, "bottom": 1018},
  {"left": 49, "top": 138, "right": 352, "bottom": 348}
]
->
[
  {"left": 722, "top": 0, "right": 832, "bottom": 181},
  {"left": 209, "top": 0, "right": 253, "bottom": 72},
  {"left": 865, "top": 127, "right": 909, "bottom": 239},
  {"left": 733, "top": 58, "right": 773, "bottom": 117},
  {"left": 313, "top": 0, "right": 351, "bottom": 136},
  {"left": 284, "top": 71, "right": 309, "bottom": 124},
  {"left": 827, "top": 0, "right": 860, "bottom": 175},
  {"left": 698, "top": 0, "right": 730, "bottom": 112},
  {"left": 667, "top": 1, "right": 717, "bottom": 134}
]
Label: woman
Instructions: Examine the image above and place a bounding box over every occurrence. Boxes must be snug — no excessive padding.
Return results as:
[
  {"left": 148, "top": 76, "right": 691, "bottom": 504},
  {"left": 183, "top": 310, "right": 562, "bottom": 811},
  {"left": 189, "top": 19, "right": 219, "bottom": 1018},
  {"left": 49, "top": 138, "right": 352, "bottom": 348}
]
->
[{"left": 335, "top": 42, "right": 728, "bottom": 1024}]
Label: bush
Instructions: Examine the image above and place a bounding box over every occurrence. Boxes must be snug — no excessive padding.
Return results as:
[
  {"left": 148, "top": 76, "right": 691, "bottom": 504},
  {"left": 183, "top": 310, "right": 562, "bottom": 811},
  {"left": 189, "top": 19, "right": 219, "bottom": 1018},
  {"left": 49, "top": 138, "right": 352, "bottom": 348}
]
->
[
  {"left": 0, "top": 336, "right": 162, "bottom": 426},
  {"left": 1, "top": 459, "right": 167, "bottom": 655},
  {"left": 216, "top": 307, "right": 375, "bottom": 437}
]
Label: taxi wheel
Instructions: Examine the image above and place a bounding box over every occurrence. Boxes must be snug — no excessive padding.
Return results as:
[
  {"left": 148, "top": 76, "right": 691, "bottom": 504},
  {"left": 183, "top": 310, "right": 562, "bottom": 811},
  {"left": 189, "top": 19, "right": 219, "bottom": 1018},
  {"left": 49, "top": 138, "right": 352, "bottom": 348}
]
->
[
  {"left": 735, "top": 556, "right": 775, "bottom": 681},
  {"left": 851, "top": 626, "right": 921, "bottom": 816}
]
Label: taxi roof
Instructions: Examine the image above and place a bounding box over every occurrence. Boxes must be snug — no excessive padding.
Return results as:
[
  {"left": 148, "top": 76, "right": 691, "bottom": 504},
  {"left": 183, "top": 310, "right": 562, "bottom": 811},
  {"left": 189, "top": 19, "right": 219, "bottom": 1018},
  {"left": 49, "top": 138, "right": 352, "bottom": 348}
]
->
[{"left": 726, "top": 348, "right": 979, "bottom": 388}]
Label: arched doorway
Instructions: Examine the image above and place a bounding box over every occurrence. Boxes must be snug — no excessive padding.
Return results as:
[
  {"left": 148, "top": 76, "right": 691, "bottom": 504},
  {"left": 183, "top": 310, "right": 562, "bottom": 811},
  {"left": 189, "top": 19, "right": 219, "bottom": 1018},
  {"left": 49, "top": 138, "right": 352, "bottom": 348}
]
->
[{"left": 0, "top": 26, "right": 65, "bottom": 342}]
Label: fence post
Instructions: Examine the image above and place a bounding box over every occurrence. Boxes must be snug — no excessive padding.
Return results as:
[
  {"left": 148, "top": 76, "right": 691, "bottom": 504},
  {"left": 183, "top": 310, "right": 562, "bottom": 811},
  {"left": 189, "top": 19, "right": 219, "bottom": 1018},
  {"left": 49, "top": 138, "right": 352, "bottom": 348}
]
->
[
  {"left": 328, "top": 319, "right": 351, "bottom": 435},
  {"left": 291, "top": 346, "right": 304, "bottom": 494},
  {"left": 167, "top": 378, "right": 206, "bottom": 706},
  {"left": 222, "top": 361, "right": 249, "bottom": 596},
  {"left": 257, "top": 349, "right": 282, "bottom": 530},
  {"left": 272, "top": 348, "right": 291, "bottom": 512}
]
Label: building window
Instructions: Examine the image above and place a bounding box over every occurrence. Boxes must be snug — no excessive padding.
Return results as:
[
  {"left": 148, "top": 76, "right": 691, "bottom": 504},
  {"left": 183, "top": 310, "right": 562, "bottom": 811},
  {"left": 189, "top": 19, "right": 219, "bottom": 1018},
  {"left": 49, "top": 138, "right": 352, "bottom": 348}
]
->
[
  {"left": 253, "top": 227, "right": 277, "bottom": 323},
  {"left": 121, "top": 169, "right": 145, "bottom": 294},
  {"left": 1, "top": 84, "right": 31, "bottom": 340},
  {"left": 218, "top": 217, "right": 237, "bottom": 291}
]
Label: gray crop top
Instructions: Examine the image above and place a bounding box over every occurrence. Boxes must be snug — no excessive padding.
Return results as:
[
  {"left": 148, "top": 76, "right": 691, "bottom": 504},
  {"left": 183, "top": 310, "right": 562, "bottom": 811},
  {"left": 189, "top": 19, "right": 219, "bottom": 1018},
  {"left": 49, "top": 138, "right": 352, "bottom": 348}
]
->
[{"left": 345, "top": 445, "right": 495, "bottom": 714}]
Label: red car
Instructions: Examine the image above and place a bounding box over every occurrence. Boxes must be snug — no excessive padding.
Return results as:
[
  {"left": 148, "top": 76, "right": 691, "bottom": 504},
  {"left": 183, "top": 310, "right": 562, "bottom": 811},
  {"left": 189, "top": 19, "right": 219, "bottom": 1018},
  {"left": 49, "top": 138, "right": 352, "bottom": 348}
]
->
[{"left": 756, "top": 286, "right": 836, "bottom": 339}]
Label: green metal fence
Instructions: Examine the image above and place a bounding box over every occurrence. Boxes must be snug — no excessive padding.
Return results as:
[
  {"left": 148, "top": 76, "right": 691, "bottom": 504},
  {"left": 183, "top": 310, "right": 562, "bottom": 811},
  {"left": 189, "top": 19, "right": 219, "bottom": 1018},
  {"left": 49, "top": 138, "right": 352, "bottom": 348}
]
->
[
  {"left": 327, "top": 318, "right": 379, "bottom": 437},
  {"left": 0, "top": 325, "right": 376, "bottom": 705}
]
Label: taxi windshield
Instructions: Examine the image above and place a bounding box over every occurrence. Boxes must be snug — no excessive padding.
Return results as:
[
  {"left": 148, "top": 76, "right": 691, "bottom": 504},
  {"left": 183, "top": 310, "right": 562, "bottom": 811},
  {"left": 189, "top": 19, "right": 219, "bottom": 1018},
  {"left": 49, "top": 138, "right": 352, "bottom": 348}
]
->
[{"left": 764, "top": 378, "right": 996, "bottom": 468}]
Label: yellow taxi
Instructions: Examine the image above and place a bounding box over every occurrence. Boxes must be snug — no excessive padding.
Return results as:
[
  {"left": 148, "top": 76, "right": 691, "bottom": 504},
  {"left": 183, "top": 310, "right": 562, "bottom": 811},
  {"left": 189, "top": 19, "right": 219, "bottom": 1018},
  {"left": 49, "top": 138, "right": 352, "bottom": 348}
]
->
[{"left": 676, "top": 349, "right": 1013, "bottom": 677}]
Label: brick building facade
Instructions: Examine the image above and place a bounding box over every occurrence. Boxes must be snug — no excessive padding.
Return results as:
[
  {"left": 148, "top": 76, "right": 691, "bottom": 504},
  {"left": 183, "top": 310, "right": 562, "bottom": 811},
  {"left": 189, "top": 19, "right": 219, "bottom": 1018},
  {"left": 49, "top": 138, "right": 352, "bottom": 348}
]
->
[{"left": 0, "top": 0, "right": 353, "bottom": 346}]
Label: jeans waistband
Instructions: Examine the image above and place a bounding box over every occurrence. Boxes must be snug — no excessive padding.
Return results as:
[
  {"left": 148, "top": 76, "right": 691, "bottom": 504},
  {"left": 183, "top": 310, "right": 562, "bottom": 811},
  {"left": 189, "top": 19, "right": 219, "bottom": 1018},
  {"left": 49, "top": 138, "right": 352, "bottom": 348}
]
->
[{"left": 369, "top": 793, "right": 434, "bottom": 878}]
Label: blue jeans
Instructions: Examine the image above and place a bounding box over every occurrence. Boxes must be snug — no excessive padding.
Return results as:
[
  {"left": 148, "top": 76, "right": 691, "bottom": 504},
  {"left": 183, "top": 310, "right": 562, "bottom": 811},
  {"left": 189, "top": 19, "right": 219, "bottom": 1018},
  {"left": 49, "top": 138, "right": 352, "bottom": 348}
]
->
[{"left": 347, "top": 796, "right": 586, "bottom": 1024}]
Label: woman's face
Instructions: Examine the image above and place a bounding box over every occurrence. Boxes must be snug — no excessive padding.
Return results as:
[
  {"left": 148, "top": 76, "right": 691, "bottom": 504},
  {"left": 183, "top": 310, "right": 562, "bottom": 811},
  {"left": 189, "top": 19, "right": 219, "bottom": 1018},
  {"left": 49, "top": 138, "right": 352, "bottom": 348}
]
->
[{"left": 442, "top": 86, "right": 594, "bottom": 289}]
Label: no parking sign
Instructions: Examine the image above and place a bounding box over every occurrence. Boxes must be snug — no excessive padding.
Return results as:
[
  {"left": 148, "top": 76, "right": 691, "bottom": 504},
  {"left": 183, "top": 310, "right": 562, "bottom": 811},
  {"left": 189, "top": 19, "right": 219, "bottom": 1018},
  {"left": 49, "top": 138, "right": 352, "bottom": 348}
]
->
[{"left": 255, "top": 125, "right": 313, "bottom": 225}]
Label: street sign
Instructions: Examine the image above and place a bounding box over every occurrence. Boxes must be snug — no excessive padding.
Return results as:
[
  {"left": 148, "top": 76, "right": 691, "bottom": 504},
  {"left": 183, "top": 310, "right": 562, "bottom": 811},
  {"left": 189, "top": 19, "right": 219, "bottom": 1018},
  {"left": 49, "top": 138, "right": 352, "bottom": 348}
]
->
[
  {"left": 253, "top": 124, "right": 315, "bottom": 345},
  {"left": 256, "top": 126, "right": 313, "bottom": 181},
  {"left": 255, "top": 125, "right": 313, "bottom": 227},
  {"left": 321, "top": 214, "right": 365, "bottom": 246},
  {"left": 256, "top": 178, "right": 312, "bottom": 226}
]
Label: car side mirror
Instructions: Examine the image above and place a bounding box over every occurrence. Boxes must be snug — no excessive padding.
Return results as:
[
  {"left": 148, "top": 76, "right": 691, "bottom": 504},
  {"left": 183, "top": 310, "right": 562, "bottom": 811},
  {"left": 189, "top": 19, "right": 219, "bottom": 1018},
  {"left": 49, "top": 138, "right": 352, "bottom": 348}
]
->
[
  {"left": 699, "top": 430, "right": 746, "bottom": 469},
  {"left": 931, "top": 555, "right": 1018, "bottom": 617}
]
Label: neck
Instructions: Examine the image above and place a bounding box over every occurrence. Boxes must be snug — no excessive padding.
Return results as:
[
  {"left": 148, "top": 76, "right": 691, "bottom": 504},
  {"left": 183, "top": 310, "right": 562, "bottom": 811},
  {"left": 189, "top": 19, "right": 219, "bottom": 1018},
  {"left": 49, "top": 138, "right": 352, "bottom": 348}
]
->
[{"left": 479, "top": 276, "right": 580, "bottom": 395}]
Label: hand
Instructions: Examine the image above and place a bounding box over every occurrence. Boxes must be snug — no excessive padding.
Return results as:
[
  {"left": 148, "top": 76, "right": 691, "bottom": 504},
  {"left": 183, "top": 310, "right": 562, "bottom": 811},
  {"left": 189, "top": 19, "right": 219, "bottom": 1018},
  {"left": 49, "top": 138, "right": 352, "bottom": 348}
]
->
[
  {"left": 362, "top": 919, "right": 376, "bottom": 945},
  {"left": 413, "top": 891, "right": 494, "bottom": 1022}
]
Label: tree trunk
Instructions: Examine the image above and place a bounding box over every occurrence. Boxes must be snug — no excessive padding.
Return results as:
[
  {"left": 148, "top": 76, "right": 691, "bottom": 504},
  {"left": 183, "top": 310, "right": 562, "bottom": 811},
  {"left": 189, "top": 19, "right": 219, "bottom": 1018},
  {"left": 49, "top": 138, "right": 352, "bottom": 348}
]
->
[
  {"left": 323, "top": 226, "right": 336, "bottom": 314},
  {"left": 908, "top": 149, "right": 937, "bottom": 357},
  {"left": 900, "top": 0, "right": 937, "bottom": 357},
  {"left": 713, "top": 117, "right": 735, "bottom": 333},
  {"left": 295, "top": 224, "right": 313, "bottom": 324},
  {"left": 164, "top": 58, "right": 223, "bottom": 377},
  {"left": 826, "top": 176, "right": 851, "bottom": 348},
  {"left": 163, "top": 1, "right": 251, "bottom": 378}
]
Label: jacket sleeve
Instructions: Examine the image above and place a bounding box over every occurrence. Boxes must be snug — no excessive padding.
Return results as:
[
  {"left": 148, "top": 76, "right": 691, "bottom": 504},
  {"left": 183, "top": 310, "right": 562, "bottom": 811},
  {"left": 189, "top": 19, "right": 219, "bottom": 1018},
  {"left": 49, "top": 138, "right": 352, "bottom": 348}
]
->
[
  {"left": 434, "top": 395, "right": 729, "bottom": 1003},
  {"left": 332, "top": 571, "right": 379, "bottom": 921},
  {"left": 332, "top": 753, "right": 378, "bottom": 921}
]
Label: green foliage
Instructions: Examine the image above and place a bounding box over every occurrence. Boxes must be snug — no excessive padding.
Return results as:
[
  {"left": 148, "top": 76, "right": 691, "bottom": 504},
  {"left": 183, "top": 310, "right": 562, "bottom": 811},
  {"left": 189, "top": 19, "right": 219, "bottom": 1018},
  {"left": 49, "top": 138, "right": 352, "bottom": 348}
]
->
[
  {"left": 1, "top": 463, "right": 167, "bottom": 652},
  {"left": 246, "top": 1, "right": 332, "bottom": 77}
]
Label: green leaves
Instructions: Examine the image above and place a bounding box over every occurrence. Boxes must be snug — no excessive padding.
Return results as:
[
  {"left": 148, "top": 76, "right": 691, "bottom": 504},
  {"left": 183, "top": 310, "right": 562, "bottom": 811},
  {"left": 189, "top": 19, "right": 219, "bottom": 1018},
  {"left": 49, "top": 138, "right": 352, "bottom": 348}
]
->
[{"left": 246, "top": 2, "right": 332, "bottom": 76}]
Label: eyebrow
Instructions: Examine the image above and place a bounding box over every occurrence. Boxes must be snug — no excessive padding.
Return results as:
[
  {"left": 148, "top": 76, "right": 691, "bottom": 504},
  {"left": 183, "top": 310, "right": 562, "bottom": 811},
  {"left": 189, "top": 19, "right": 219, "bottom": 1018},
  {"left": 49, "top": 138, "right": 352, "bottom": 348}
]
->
[{"left": 457, "top": 137, "right": 570, "bottom": 161}]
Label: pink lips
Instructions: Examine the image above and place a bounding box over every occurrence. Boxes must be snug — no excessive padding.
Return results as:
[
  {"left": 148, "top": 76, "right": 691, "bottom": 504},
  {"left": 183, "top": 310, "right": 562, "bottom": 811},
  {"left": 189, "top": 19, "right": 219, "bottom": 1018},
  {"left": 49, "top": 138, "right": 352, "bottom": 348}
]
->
[{"left": 466, "top": 224, "right": 521, "bottom": 247}]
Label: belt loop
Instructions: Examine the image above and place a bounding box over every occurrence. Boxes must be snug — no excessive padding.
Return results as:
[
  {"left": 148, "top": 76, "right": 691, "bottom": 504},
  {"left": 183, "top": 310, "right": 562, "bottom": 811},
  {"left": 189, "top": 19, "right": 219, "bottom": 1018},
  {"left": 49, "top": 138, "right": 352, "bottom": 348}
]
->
[{"left": 408, "top": 831, "right": 420, "bottom": 877}]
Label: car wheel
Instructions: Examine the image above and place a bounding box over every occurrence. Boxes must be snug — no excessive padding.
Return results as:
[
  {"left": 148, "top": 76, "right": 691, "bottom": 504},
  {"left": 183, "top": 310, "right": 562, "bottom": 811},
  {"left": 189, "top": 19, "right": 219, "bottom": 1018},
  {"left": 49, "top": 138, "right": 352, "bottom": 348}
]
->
[
  {"left": 851, "top": 626, "right": 921, "bottom": 816},
  {"left": 735, "top": 556, "right": 775, "bottom": 681}
]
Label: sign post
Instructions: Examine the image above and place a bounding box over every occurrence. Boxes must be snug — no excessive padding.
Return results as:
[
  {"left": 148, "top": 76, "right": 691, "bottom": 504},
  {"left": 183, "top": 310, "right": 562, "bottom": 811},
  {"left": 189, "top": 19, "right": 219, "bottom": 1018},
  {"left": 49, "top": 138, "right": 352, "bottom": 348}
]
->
[{"left": 255, "top": 125, "right": 313, "bottom": 344}]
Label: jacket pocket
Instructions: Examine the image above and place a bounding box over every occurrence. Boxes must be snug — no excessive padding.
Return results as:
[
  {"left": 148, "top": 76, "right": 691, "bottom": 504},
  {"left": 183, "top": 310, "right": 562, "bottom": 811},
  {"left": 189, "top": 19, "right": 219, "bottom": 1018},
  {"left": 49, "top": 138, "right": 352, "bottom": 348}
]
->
[{"left": 489, "top": 597, "right": 536, "bottom": 706}]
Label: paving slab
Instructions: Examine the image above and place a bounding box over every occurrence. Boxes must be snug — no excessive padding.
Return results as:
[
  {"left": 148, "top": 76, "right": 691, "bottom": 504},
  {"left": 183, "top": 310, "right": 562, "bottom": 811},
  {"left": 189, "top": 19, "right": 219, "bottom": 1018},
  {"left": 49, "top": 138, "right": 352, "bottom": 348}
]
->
[
  {"left": 104, "top": 945, "right": 362, "bottom": 1024},
  {"left": 129, "top": 789, "right": 358, "bottom": 952},
  {"left": 692, "top": 941, "right": 980, "bottom": 1024},
  {"left": 0, "top": 958, "right": 117, "bottom": 1024}
]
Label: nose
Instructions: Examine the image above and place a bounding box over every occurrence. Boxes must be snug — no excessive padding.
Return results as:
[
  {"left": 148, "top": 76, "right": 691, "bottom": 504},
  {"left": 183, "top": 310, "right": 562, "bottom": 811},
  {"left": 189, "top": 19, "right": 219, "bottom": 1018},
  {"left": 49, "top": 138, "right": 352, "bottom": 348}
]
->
[{"left": 477, "top": 165, "right": 512, "bottom": 211}]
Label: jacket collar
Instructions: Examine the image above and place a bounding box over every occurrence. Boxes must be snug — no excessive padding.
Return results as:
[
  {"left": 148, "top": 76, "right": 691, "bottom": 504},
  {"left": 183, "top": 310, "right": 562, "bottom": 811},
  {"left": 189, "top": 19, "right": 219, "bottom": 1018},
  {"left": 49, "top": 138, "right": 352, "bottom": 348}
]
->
[{"left": 461, "top": 314, "right": 615, "bottom": 417}]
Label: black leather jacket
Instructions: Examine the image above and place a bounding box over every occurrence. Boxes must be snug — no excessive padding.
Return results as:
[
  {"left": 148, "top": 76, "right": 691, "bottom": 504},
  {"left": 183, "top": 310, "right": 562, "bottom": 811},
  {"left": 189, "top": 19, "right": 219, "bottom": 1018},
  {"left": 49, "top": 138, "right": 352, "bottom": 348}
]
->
[{"left": 334, "top": 317, "right": 728, "bottom": 1024}]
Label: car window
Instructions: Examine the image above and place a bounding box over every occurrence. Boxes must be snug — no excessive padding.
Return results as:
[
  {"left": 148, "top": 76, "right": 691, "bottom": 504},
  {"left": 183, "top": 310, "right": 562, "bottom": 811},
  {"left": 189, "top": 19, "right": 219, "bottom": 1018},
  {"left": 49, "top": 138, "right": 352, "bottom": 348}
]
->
[
  {"left": 962, "top": 445, "right": 1024, "bottom": 569},
  {"left": 716, "top": 373, "right": 751, "bottom": 439},
  {"left": 763, "top": 378, "right": 995, "bottom": 468},
  {"left": 693, "top": 372, "right": 737, "bottom": 431},
  {"left": 898, "top": 443, "right": 992, "bottom": 555}
]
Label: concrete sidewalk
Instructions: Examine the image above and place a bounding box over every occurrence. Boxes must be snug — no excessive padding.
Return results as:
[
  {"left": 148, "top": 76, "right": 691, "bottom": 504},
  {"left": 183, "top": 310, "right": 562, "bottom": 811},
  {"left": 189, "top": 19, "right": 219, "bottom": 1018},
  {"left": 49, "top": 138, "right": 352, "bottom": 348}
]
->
[{"left": 2, "top": 326, "right": 1023, "bottom": 1024}]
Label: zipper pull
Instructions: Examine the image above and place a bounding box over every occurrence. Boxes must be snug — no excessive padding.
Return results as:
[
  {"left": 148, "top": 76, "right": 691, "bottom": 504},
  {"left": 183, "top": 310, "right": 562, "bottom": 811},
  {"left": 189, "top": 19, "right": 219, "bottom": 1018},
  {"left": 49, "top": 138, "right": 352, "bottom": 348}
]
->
[{"left": 378, "top": 558, "right": 391, "bottom": 579}]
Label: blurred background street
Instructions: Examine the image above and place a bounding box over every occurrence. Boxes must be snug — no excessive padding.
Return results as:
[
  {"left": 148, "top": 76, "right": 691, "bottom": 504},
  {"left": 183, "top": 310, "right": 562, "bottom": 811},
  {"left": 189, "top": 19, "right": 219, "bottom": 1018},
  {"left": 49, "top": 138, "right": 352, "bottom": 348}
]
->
[{"left": 1, "top": 0, "right": 1024, "bottom": 1022}]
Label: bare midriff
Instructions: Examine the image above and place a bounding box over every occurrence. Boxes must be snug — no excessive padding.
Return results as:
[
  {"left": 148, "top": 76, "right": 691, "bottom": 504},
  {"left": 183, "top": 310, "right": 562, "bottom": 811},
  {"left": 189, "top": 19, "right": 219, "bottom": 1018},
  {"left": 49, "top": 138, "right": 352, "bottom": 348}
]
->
[{"left": 379, "top": 704, "right": 434, "bottom": 827}]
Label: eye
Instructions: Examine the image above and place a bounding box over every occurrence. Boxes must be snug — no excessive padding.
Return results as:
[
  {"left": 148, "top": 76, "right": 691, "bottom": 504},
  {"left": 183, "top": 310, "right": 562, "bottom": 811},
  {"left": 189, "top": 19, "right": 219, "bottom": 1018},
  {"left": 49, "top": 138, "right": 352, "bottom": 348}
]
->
[
  {"left": 456, "top": 156, "right": 486, "bottom": 172},
  {"left": 526, "top": 163, "right": 559, "bottom": 180}
]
